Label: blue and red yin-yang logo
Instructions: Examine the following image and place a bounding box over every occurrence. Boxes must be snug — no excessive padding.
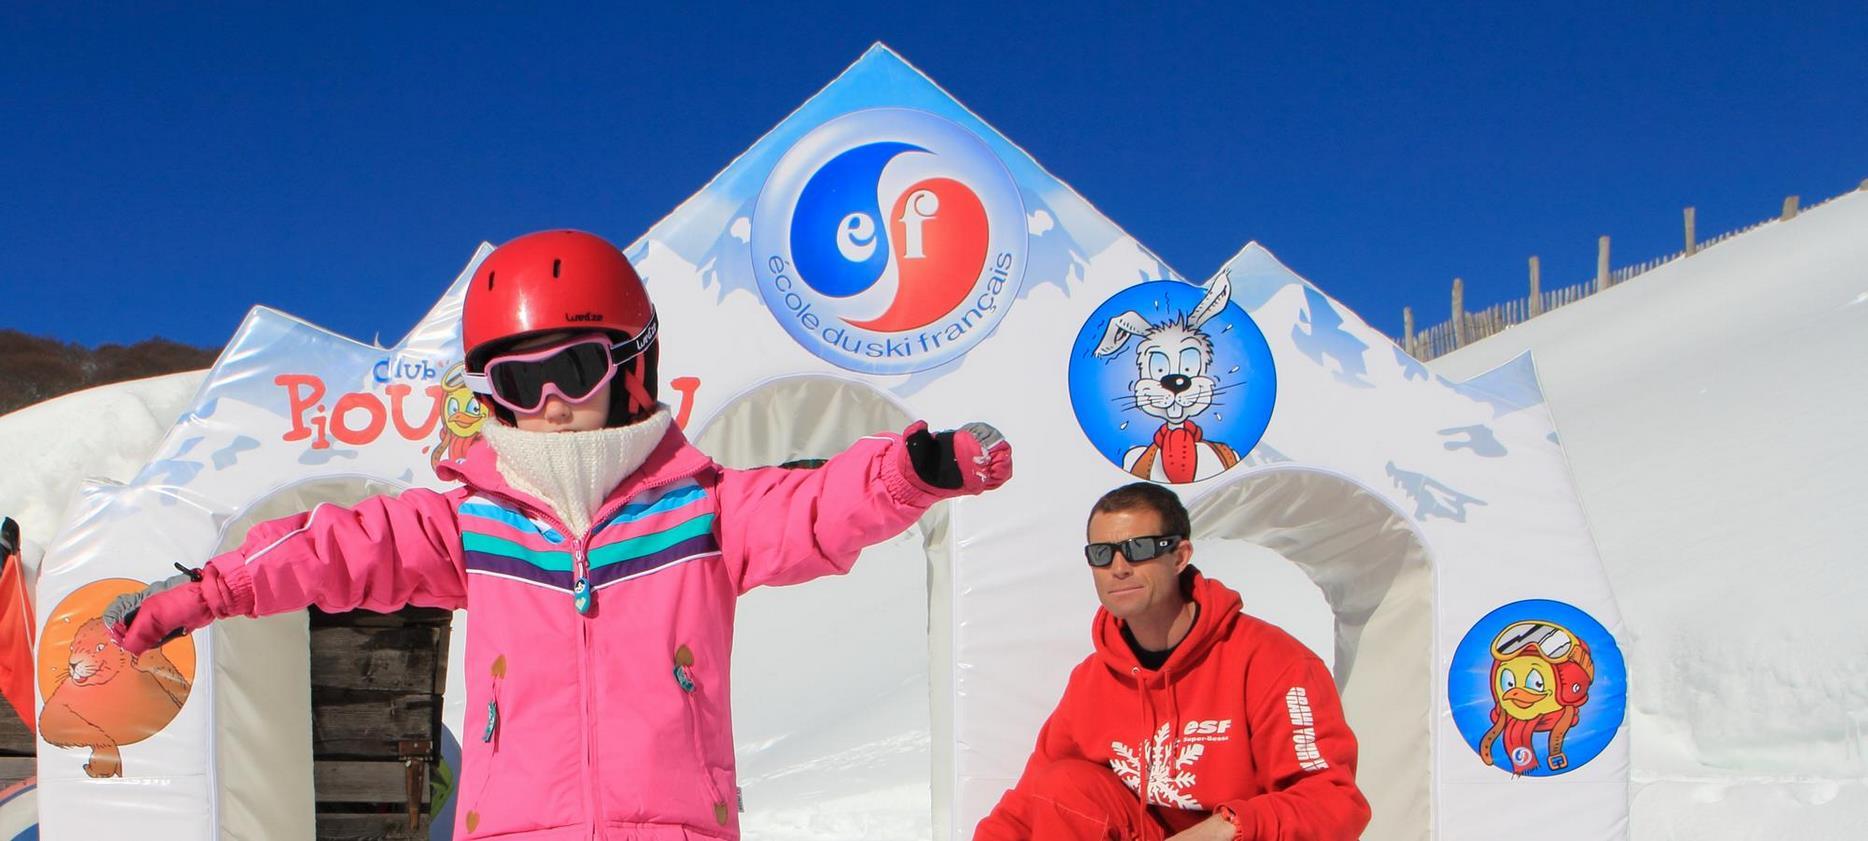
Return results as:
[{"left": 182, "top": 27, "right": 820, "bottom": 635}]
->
[{"left": 752, "top": 108, "right": 1028, "bottom": 374}]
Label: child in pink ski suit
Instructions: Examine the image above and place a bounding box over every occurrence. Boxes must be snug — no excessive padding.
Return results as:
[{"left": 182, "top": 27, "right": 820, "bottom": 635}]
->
[{"left": 108, "top": 230, "right": 1013, "bottom": 840}]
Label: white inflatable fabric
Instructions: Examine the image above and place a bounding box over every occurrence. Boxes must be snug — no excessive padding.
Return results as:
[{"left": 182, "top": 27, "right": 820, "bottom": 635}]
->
[
  {"left": 28, "top": 45, "right": 1633, "bottom": 841},
  {"left": 621, "top": 45, "right": 1631, "bottom": 841}
]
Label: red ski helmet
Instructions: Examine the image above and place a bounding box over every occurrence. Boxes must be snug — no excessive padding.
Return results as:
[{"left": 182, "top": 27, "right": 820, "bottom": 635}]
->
[{"left": 462, "top": 230, "right": 659, "bottom": 424}]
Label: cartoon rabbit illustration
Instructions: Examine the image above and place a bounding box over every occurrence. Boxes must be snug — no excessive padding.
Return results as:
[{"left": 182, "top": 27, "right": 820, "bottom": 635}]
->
[{"left": 1094, "top": 272, "right": 1242, "bottom": 483}]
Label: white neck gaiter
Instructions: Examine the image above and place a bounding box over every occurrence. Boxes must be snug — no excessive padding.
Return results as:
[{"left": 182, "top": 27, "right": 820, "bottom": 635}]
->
[{"left": 479, "top": 407, "right": 672, "bottom": 535}]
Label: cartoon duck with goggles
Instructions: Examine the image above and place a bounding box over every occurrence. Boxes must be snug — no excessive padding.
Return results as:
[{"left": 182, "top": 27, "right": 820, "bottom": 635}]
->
[{"left": 1478, "top": 620, "right": 1596, "bottom": 774}]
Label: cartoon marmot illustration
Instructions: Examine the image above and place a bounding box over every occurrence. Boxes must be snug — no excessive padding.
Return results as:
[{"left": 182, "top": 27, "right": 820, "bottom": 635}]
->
[
  {"left": 1094, "top": 272, "right": 1242, "bottom": 483},
  {"left": 1478, "top": 620, "right": 1594, "bottom": 774},
  {"left": 39, "top": 618, "right": 191, "bottom": 778}
]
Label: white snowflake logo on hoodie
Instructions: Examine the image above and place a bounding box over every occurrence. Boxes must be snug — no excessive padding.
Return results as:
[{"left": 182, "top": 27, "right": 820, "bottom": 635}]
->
[{"left": 1109, "top": 722, "right": 1205, "bottom": 809}]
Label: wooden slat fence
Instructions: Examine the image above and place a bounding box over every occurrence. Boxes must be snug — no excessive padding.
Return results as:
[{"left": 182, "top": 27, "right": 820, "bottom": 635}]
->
[{"left": 1401, "top": 185, "right": 1861, "bottom": 360}]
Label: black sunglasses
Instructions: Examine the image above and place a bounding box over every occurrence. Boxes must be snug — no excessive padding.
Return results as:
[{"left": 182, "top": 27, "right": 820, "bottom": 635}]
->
[{"left": 1084, "top": 534, "right": 1184, "bottom": 568}]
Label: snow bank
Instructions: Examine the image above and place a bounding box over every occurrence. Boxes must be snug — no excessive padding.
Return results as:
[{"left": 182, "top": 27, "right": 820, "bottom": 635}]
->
[
  {"left": 1431, "top": 190, "right": 1868, "bottom": 837},
  {"left": 0, "top": 371, "right": 206, "bottom": 563}
]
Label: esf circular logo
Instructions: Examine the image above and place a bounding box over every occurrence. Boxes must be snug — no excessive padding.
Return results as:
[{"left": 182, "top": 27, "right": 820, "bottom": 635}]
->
[
  {"left": 1448, "top": 599, "right": 1627, "bottom": 777},
  {"left": 1067, "top": 274, "right": 1277, "bottom": 484},
  {"left": 752, "top": 108, "right": 1027, "bottom": 374}
]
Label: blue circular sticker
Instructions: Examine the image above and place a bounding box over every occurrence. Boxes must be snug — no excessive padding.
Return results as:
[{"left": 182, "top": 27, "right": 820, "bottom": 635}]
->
[
  {"left": 1067, "top": 275, "right": 1276, "bottom": 484},
  {"left": 751, "top": 108, "right": 1028, "bottom": 374},
  {"left": 1448, "top": 599, "right": 1627, "bottom": 777}
]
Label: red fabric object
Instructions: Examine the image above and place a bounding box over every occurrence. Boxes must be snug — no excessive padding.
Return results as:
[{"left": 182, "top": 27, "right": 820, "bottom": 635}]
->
[
  {"left": 444, "top": 431, "right": 475, "bottom": 464},
  {"left": 1497, "top": 711, "right": 1570, "bottom": 773},
  {"left": 975, "top": 572, "right": 1371, "bottom": 841},
  {"left": 1152, "top": 421, "right": 1204, "bottom": 484},
  {"left": 0, "top": 553, "right": 35, "bottom": 732},
  {"left": 617, "top": 354, "right": 654, "bottom": 412},
  {"left": 972, "top": 758, "right": 1167, "bottom": 841}
]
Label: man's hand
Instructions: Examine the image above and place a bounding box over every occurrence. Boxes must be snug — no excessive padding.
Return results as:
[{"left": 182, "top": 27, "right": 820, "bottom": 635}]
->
[
  {"left": 903, "top": 421, "right": 1013, "bottom": 494},
  {"left": 1166, "top": 814, "right": 1239, "bottom": 841}
]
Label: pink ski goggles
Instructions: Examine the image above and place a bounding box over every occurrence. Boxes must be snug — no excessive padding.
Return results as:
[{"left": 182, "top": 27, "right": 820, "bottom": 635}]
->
[{"left": 465, "top": 319, "right": 657, "bottom": 414}]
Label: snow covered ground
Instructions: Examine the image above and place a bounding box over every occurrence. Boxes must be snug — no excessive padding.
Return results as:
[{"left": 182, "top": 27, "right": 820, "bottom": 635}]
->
[
  {"left": 730, "top": 530, "right": 937, "bottom": 841},
  {"left": 1431, "top": 190, "right": 1868, "bottom": 838}
]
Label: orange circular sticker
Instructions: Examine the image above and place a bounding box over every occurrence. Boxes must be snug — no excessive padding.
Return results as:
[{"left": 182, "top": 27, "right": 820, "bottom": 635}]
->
[{"left": 37, "top": 578, "right": 197, "bottom": 778}]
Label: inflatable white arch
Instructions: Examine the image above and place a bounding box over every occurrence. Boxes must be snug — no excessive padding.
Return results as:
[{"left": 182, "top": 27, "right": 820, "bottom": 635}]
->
[
  {"left": 32, "top": 247, "right": 490, "bottom": 838},
  {"left": 34, "top": 45, "right": 1629, "bottom": 840}
]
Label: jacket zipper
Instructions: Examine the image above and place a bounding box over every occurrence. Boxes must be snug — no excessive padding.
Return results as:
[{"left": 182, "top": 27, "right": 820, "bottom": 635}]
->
[
  {"left": 566, "top": 468, "right": 690, "bottom": 617},
  {"left": 477, "top": 467, "right": 705, "bottom": 834},
  {"left": 573, "top": 536, "right": 601, "bottom": 835}
]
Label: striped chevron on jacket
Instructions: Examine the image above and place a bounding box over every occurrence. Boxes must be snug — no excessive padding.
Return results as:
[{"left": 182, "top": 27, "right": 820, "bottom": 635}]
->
[{"left": 458, "top": 478, "right": 720, "bottom": 592}]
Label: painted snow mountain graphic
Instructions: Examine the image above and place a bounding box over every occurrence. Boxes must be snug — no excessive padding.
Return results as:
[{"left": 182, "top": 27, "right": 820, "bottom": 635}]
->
[
  {"left": 1439, "top": 424, "right": 1507, "bottom": 457},
  {"left": 1386, "top": 461, "right": 1487, "bottom": 522},
  {"left": 1292, "top": 287, "right": 1373, "bottom": 388}
]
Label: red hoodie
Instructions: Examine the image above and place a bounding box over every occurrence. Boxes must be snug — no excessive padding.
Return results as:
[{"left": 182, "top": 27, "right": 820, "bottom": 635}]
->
[{"left": 977, "top": 571, "right": 1370, "bottom": 840}]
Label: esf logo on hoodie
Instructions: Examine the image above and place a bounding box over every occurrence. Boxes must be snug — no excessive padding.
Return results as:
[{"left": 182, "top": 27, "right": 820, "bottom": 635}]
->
[
  {"left": 1182, "top": 718, "right": 1235, "bottom": 738},
  {"left": 751, "top": 107, "right": 1027, "bottom": 375}
]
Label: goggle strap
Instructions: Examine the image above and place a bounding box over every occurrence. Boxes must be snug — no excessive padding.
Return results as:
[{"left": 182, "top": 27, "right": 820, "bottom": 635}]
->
[
  {"left": 463, "top": 371, "right": 494, "bottom": 397},
  {"left": 613, "top": 312, "right": 658, "bottom": 413},
  {"left": 620, "top": 356, "right": 653, "bottom": 413},
  {"left": 619, "top": 312, "right": 659, "bottom": 358}
]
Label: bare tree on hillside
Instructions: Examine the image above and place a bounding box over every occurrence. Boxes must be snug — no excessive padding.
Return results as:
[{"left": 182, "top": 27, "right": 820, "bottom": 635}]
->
[{"left": 0, "top": 331, "right": 216, "bottom": 416}]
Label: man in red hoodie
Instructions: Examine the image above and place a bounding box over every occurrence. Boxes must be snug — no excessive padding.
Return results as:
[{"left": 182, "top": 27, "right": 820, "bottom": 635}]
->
[{"left": 975, "top": 483, "right": 1369, "bottom": 841}]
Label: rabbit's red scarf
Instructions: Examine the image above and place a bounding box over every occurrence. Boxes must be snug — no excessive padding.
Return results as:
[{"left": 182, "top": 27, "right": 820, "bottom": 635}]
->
[{"left": 1153, "top": 421, "right": 1206, "bottom": 484}]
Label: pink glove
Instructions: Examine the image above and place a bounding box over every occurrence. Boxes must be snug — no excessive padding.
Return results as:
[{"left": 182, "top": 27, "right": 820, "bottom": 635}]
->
[
  {"left": 105, "top": 569, "right": 216, "bottom": 655},
  {"left": 902, "top": 421, "right": 1013, "bottom": 496},
  {"left": 952, "top": 421, "right": 1013, "bottom": 493}
]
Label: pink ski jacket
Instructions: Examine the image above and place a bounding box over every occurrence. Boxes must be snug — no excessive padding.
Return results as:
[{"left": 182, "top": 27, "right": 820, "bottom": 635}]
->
[{"left": 191, "top": 424, "right": 954, "bottom": 839}]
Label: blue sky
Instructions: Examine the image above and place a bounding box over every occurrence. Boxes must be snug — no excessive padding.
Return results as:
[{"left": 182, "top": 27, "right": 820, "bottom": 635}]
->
[{"left": 4, "top": 4, "right": 1863, "bottom": 349}]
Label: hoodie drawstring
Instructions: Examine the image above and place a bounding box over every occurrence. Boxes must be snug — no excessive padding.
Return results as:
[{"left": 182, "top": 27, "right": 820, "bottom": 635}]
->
[
  {"left": 1130, "top": 664, "right": 1193, "bottom": 833},
  {"left": 1132, "top": 667, "right": 1156, "bottom": 830},
  {"left": 1168, "top": 678, "right": 1185, "bottom": 764}
]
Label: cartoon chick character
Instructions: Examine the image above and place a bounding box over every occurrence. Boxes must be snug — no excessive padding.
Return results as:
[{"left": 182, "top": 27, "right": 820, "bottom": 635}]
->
[
  {"left": 433, "top": 362, "right": 487, "bottom": 469},
  {"left": 1478, "top": 620, "right": 1595, "bottom": 774}
]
